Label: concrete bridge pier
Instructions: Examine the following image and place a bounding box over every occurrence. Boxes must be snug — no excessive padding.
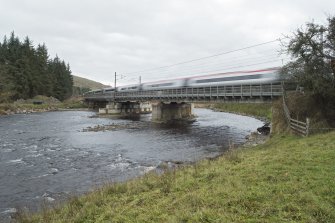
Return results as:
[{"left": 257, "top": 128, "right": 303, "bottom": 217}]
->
[
  {"left": 99, "top": 102, "right": 122, "bottom": 115},
  {"left": 152, "top": 102, "right": 194, "bottom": 123},
  {"left": 140, "top": 102, "right": 152, "bottom": 113},
  {"left": 99, "top": 102, "right": 152, "bottom": 116}
]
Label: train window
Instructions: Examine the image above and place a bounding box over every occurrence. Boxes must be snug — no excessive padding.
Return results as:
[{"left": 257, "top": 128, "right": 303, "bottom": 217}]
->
[
  {"left": 195, "top": 74, "right": 262, "bottom": 84},
  {"left": 150, "top": 83, "right": 173, "bottom": 87},
  {"left": 105, "top": 89, "right": 114, "bottom": 92}
]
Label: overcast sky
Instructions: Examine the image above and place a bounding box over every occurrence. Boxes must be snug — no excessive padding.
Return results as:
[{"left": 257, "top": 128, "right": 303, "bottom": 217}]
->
[{"left": 1, "top": 0, "right": 334, "bottom": 86}]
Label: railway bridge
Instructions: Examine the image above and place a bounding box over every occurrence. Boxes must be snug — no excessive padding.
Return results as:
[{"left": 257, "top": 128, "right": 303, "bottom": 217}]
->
[{"left": 84, "top": 82, "right": 283, "bottom": 122}]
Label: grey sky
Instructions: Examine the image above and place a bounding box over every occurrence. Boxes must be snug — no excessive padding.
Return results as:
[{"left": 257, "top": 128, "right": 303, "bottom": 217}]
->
[{"left": 1, "top": 0, "right": 334, "bottom": 86}]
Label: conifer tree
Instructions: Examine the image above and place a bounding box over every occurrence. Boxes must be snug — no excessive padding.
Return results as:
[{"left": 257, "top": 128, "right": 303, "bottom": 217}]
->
[{"left": 0, "top": 32, "right": 73, "bottom": 101}]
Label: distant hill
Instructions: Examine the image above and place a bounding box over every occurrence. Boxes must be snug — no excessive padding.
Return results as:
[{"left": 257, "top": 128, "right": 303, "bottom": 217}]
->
[{"left": 72, "top": 75, "right": 110, "bottom": 90}]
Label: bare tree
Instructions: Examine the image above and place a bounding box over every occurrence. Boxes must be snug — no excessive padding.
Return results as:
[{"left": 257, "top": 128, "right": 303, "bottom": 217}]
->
[{"left": 281, "top": 16, "right": 335, "bottom": 124}]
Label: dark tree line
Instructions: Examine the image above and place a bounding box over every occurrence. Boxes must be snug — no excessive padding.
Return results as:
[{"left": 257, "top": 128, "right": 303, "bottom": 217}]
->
[{"left": 0, "top": 32, "right": 73, "bottom": 102}]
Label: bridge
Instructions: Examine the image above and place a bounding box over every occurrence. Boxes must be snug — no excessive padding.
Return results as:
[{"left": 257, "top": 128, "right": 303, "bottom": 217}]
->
[
  {"left": 84, "top": 82, "right": 283, "bottom": 122},
  {"left": 85, "top": 82, "right": 282, "bottom": 102},
  {"left": 84, "top": 40, "right": 287, "bottom": 122}
]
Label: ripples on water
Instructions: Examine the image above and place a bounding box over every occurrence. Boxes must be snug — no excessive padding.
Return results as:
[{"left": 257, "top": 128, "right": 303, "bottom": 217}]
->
[{"left": 0, "top": 109, "right": 263, "bottom": 221}]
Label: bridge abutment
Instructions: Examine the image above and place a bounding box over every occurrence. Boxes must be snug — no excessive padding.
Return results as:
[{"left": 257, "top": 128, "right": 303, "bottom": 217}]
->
[{"left": 152, "top": 102, "right": 194, "bottom": 123}]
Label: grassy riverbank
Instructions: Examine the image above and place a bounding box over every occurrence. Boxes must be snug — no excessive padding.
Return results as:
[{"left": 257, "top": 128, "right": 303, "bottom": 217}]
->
[
  {"left": 195, "top": 102, "right": 272, "bottom": 121},
  {"left": 0, "top": 96, "right": 87, "bottom": 115},
  {"left": 18, "top": 131, "right": 335, "bottom": 222},
  {"left": 213, "top": 103, "right": 272, "bottom": 121}
]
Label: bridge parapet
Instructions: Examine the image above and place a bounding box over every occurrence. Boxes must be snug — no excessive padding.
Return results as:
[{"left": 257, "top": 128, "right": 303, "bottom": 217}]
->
[{"left": 85, "top": 83, "right": 283, "bottom": 103}]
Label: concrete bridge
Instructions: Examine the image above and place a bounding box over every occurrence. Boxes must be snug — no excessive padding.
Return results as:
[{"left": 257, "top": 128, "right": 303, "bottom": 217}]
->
[{"left": 84, "top": 82, "right": 283, "bottom": 122}]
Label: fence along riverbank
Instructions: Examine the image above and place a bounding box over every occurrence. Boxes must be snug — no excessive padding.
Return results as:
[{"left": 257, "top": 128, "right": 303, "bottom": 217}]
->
[
  {"left": 282, "top": 90, "right": 310, "bottom": 136},
  {"left": 281, "top": 83, "right": 335, "bottom": 136}
]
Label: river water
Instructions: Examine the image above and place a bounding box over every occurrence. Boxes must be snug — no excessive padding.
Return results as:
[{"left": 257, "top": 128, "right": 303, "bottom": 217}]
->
[{"left": 0, "top": 108, "right": 263, "bottom": 221}]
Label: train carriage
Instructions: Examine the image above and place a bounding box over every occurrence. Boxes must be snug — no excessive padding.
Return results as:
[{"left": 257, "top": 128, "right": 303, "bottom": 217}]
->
[
  {"left": 117, "top": 84, "right": 141, "bottom": 92},
  {"left": 141, "top": 79, "right": 187, "bottom": 91},
  {"left": 186, "top": 68, "right": 280, "bottom": 88}
]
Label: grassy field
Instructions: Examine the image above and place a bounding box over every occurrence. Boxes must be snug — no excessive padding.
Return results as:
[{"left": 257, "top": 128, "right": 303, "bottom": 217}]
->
[{"left": 18, "top": 131, "right": 335, "bottom": 222}]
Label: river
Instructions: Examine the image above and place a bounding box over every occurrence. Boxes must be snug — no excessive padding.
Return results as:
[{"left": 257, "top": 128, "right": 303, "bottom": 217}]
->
[{"left": 0, "top": 108, "right": 263, "bottom": 221}]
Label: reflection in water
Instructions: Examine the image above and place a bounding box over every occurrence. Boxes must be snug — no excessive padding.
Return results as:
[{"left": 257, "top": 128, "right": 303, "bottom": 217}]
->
[{"left": 0, "top": 109, "right": 263, "bottom": 221}]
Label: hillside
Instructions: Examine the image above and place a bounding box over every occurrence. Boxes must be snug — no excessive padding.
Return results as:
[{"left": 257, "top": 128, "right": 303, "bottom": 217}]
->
[{"left": 72, "top": 75, "right": 110, "bottom": 90}]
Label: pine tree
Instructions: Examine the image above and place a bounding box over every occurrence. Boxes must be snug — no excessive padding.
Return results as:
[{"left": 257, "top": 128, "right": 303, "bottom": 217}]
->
[{"left": 0, "top": 32, "right": 74, "bottom": 101}]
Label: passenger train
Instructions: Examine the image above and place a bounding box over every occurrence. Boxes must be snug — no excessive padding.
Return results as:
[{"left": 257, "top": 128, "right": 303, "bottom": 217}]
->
[{"left": 84, "top": 67, "right": 280, "bottom": 96}]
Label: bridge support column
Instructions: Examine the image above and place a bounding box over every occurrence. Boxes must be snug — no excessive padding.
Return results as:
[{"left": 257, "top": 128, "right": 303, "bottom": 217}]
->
[
  {"left": 140, "top": 102, "right": 152, "bottom": 113},
  {"left": 152, "top": 102, "right": 194, "bottom": 123},
  {"left": 98, "top": 102, "right": 122, "bottom": 115},
  {"left": 99, "top": 102, "right": 151, "bottom": 116}
]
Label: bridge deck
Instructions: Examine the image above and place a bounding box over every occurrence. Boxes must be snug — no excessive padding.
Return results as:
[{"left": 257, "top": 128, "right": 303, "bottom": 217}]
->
[{"left": 85, "top": 83, "right": 283, "bottom": 102}]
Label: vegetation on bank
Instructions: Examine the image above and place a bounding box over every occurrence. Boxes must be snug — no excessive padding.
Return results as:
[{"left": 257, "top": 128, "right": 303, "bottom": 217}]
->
[
  {"left": 17, "top": 131, "right": 335, "bottom": 223},
  {"left": 0, "top": 32, "right": 73, "bottom": 102},
  {"left": 213, "top": 103, "right": 272, "bottom": 121},
  {"left": 280, "top": 16, "right": 335, "bottom": 127},
  {"left": 0, "top": 96, "right": 87, "bottom": 115}
]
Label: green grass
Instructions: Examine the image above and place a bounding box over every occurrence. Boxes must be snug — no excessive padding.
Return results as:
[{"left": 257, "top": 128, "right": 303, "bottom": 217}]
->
[
  {"left": 213, "top": 103, "right": 272, "bottom": 120},
  {"left": 18, "top": 131, "right": 335, "bottom": 222}
]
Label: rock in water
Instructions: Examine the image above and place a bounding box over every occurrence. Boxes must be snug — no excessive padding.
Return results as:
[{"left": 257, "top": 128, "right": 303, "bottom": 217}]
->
[{"left": 257, "top": 123, "right": 271, "bottom": 135}]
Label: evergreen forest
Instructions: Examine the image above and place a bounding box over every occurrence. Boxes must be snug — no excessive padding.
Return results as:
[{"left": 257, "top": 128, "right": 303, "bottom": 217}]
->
[{"left": 0, "top": 32, "right": 73, "bottom": 102}]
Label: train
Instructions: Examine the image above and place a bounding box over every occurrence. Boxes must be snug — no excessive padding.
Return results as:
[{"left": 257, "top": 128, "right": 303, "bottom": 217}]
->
[{"left": 84, "top": 67, "right": 280, "bottom": 96}]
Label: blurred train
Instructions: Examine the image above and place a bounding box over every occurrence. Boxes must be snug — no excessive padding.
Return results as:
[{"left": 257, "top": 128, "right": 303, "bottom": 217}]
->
[{"left": 84, "top": 67, "right": 280, "bottom": 96}]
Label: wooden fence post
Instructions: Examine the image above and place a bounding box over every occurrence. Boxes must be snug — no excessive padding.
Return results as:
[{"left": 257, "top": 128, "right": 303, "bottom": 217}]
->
[{"left": 306, "top": 118, "right": 310, "bottom": 136}]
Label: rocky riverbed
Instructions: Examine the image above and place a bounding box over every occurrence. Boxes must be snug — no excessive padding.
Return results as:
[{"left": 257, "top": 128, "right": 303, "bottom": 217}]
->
[
  {"left": 82, "top": 122, "right": 147, "bottom": 132},
  {"left": 0, "top": 107, "right": 58, "bottom": 115}
]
